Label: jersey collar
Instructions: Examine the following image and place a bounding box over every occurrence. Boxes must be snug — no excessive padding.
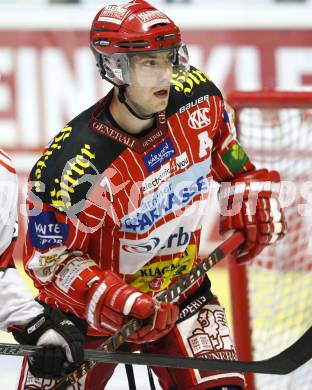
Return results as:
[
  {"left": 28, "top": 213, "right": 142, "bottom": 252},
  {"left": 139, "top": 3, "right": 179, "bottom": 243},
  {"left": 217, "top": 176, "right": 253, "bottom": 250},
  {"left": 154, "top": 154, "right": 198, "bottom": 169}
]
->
[{"left": 89, "top": 90, "right": 168, "bottom": 153}]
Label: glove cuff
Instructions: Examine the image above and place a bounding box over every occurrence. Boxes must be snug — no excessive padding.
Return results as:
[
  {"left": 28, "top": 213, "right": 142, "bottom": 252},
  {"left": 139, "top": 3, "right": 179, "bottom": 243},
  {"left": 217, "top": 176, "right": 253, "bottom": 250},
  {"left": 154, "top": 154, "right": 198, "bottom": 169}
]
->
[{"left": 12, "top": 310, "right": 48, "bottom": 344}]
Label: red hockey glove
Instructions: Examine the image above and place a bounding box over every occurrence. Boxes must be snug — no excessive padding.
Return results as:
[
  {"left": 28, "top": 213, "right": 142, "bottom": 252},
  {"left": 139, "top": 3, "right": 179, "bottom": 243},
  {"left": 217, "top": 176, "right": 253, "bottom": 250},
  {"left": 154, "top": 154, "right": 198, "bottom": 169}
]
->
[
  {"left": 86, "top": 270, "right": 178, "bottom": 342},
  {"left": 219, "top": 169, "right": 286, "bottom": 264}
]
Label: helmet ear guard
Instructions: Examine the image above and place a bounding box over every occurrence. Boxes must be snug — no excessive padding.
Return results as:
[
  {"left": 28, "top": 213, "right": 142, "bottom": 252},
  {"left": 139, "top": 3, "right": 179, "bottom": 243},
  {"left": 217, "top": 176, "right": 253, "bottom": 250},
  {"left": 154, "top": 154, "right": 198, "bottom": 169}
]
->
[
  {"left": 102, "top": 54, "right": 130, "bottom": 85},
  {"left": 91, "top": 45, "right": 130, "bottom": 86},
  {"left": 173, "top": 43, "right": 189, "bottom": 72}
]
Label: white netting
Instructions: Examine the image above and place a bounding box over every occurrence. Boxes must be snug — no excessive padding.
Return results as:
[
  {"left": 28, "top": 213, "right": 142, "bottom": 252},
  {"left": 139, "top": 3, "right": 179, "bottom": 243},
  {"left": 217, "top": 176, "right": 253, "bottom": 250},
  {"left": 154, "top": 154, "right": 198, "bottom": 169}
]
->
[{"left": 236, "top": 104, "right": 312, "bottom": 390}]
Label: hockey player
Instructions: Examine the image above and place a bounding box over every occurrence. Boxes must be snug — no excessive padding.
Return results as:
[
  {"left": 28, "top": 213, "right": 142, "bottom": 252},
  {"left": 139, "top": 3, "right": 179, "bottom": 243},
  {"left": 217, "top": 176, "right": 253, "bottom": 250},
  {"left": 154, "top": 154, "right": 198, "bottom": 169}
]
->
[
  {"left": 0, "top": 149, "right": 84, "bottom": 380},
  {"left": 19, "top": 1, "right": 286, "bottom": 389}
]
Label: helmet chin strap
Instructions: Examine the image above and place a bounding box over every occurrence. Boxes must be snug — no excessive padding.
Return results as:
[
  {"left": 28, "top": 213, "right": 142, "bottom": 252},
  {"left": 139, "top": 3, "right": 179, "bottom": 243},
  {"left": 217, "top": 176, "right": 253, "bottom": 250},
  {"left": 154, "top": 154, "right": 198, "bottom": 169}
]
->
[
  {"left": 117, "top": 85, "right": 155, "bottom": 121},
  {"left": 101, "top": 69, "right": 155, "bottom": 120}
]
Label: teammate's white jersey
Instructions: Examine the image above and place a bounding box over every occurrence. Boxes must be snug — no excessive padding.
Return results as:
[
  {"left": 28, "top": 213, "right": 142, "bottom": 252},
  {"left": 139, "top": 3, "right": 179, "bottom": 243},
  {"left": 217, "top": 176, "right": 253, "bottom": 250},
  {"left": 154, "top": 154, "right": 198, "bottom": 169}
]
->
[{"left": 0, "top": 149, "right": 43, "bottom": 331}]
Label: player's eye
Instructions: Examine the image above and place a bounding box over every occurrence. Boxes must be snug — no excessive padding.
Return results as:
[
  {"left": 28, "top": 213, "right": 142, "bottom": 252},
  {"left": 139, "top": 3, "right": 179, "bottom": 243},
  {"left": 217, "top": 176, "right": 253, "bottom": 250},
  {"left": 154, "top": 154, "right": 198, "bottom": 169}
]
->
[{"left": 143, "top": 60, "right": 156, "bottom": 67}]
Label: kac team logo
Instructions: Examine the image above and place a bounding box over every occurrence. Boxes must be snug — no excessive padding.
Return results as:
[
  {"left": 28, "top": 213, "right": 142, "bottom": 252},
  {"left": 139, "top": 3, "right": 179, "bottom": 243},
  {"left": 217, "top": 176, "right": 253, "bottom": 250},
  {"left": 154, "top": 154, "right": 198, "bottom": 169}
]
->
[{"left": 188, "top": 108, "right": 211, "bottom": 130}]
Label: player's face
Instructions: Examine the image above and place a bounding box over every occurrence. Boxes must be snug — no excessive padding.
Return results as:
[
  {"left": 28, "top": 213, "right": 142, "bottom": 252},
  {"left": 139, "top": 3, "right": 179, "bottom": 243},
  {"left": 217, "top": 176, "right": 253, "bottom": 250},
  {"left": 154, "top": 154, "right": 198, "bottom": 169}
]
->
[{"left": 126, "top": 50, "right": 173, "bottom": 116}]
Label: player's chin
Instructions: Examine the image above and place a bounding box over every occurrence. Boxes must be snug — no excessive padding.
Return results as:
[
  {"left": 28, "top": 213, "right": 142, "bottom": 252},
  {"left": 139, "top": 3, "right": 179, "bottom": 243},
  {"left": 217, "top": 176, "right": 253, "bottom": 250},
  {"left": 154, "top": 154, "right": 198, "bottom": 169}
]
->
[{"left": 152, "top": 95, "right": 169, "bottom": 111}]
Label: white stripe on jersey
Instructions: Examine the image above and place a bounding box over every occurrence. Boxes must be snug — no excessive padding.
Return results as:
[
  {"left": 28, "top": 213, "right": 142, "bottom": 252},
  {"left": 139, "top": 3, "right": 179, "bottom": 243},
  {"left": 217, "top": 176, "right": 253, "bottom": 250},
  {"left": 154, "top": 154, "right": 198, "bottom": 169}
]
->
[
  {"left": 0, "top": 148, "right": 15, "bottom": 172},
  {"left": 0, "top": 148, "right": 12, "bottom": 163}
]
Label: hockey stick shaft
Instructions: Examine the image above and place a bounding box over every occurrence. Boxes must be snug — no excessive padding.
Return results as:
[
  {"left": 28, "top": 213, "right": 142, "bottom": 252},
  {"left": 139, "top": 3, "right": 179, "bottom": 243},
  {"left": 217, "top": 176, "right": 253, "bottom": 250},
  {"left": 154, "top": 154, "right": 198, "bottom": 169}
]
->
[
  {"left": 1, "top": 325, "right": 311, "bottom": 375},
  {"left": 53, "top": 231, "right": 245, "bottom": 388}
]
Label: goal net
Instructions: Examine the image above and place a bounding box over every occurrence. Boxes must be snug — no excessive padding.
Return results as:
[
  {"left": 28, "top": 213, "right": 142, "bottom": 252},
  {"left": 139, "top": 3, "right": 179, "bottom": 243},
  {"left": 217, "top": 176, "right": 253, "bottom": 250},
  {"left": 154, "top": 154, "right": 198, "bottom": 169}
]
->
[{"left": 227, "top": 91, "right": 312, "bottom": 390}]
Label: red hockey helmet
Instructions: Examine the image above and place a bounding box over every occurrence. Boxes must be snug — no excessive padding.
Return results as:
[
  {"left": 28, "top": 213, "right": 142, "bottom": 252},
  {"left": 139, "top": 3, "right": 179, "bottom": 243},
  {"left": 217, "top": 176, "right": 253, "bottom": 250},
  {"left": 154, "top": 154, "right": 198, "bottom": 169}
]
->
[{"left": 90, "top": 0, "right": 189, "bottom": 86}]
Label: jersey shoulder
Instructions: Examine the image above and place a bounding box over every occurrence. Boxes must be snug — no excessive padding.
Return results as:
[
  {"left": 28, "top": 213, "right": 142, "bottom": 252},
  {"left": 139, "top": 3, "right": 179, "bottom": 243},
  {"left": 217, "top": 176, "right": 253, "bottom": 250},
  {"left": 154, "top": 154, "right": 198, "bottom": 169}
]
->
[
  {"left": 29, "top": 99, "right": 125, "bottom": 211},
  {"left": 167, "top": 65, "right": 223, "bottom": 117}
]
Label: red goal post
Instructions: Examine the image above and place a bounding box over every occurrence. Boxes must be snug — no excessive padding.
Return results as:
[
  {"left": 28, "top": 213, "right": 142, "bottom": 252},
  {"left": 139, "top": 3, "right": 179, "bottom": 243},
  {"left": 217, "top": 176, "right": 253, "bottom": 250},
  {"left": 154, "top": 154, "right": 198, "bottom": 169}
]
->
[{"left": 226, "top": 91, "right": 312, "bottom": 390}]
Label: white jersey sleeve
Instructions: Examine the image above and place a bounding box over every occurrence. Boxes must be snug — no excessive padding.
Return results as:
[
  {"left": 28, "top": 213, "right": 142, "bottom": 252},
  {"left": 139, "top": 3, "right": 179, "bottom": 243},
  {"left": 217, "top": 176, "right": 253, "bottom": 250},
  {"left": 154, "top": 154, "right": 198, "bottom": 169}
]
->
[
  {"left": 0, "top": 149, "right": 43, "bottom": 331},
  {"left": 0, "top": 149, "right": 18, "bottom": 262}
]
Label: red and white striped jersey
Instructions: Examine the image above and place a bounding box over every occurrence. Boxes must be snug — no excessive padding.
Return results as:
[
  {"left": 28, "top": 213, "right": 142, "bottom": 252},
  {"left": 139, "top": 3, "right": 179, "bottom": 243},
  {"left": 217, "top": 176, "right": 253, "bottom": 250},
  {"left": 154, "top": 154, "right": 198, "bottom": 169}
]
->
[{"left": 24, "top": 67, "right": 255, "bottom": 331}]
